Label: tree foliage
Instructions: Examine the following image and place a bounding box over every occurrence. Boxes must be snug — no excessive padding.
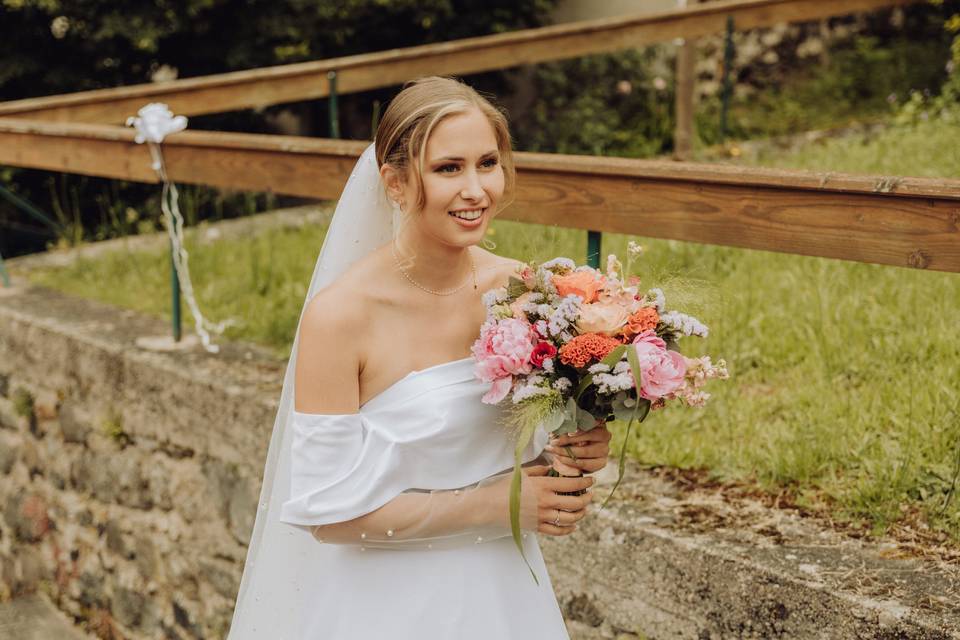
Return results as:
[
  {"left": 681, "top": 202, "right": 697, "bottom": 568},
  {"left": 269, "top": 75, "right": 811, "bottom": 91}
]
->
[{"left": 0, "top": 0, "right": 558, "bottom": 257}]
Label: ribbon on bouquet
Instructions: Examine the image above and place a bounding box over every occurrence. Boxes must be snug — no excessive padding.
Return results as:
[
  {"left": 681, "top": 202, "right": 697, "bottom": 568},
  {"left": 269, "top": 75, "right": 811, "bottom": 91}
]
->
[{"left": 126, "top": 103, "right": 236, "bottom": 353}]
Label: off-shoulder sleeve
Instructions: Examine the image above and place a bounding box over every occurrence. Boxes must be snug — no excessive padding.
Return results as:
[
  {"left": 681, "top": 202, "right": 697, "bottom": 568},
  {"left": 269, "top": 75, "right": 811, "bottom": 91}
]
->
[{"left": 278, "top": 411, "right": 547, "bottom": 549}]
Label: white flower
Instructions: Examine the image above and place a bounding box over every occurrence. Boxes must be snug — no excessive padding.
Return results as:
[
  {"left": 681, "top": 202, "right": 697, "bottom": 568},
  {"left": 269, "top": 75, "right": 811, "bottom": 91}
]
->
[
  {"left": 541, "top": 257, "right": 576, "bottom": 273},
  {"left": 628, "top": 241, "right": 644, "bottom": 257},
  {"left": 482, "top": 288, "right": 508, "bottom": 308},
  {"left": 647, "top": 288, "right": 665, "bottom": 313},
  {"left": 542, "top": 357, "right": 555, "bottom": 373},
  {"left": 552, "top": 377, "right": 572, "bottom": 392},
  {"left": 660, "top": 310, "right": 708, "bottom": 338},
  {"left": 126, "top": 103, "right": 188, "bottom": 144},
  {"left": 546, "top": 294, "right": 582, "bottom": 337},
  {"left": 588, "top": 363, "right": 611, "bottom": 374},
  {"left": 512, "top": 381, "right": 553, "bottom": 404},
  {"left": 593, "top": 371, "right": 635, "bottom": 395}
]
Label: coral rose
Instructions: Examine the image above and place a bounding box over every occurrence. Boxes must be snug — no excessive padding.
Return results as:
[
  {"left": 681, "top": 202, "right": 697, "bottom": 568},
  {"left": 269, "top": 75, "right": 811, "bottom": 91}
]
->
[
  {"left": 576, "top": 300, "right": 629, "bottom": 336},
  {"left": 552, "top": 271, "right": 604, "bottom": 303}
]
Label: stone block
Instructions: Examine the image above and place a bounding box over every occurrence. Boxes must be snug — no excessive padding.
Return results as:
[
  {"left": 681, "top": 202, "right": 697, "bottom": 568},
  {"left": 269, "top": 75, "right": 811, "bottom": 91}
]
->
[
  {"left": 133, "top": 534, "right": 159, "bottom": 579},
  {"left": 0, "top": 431, "right": 20, "bottom": 474},
  {"left": 3, "top": 491, "right": 51, "bottom": 543},
  {"left": 58, "top": 400, "right": 91, "bottom": 445},
  {"left": 227, "top": 474, "right": 257, "bottom": 545},
  {"left": 103, "top": 519, "right": 128, "bottom": 556},
  {"left": 111, "top": 585, "right": 145, "bottom": 629},
  {"left": 199, "top": 558, "right": 240, "bottom": 601},
  {"left": 75, "top": 571, "right": 108, "bottom": 609},
  {"left": 33, "top": 388, "right": 60, "bottom": 421}
]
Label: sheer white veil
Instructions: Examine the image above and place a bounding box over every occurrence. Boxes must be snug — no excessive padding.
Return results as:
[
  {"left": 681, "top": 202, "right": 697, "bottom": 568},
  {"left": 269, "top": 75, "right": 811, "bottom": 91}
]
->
[{"left": 228, "top": 142, "right": 399, "bottom": 638}]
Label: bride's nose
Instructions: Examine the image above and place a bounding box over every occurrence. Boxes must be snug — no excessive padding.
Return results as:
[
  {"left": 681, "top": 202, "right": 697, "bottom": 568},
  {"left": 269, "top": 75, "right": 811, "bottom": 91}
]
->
[{"left": 459, "top": 169, "right": 485, "bottom": 201}]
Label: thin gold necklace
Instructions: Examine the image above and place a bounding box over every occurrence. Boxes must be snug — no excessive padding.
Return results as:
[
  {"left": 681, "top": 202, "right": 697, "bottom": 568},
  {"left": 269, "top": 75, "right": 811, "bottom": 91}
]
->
[{"left": 391, "top": 241, "right": 478, "bottom": 296}]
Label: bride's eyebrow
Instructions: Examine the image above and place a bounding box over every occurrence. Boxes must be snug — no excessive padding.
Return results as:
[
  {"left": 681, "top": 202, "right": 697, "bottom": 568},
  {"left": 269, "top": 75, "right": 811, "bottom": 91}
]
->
[{"left": 430, "top": 150, "right": 500, "bottom": 164}]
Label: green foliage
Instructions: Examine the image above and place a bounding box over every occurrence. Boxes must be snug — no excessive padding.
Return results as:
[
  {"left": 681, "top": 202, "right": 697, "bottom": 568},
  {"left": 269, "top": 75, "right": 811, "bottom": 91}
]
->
[
  {"left": 11, "top": 386, "right": 34, "bottom": 419},
  {"left": 0, "top": 0, "right": 558, "bottom": 258},
  {"left": 513, "top": 48, "right": 675, "bottom": 157},
  {"left": 100, "top": 405, "right": 130, "bottom": 447},
  {"left": 698, "top": 31, "right": 952, "bottom": 145},
  {"left": 892, "top": 6, "right": 960, "bottom": 125}
]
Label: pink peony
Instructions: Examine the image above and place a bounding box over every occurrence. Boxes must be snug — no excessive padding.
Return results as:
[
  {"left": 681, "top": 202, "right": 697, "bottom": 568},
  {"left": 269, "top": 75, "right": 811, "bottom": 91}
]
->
[
  {"left": 471, "top": 318, "right": 538, "bottom": 404},
  {"left": 630, "top": 330, "right": 687, "bottom": 401}
]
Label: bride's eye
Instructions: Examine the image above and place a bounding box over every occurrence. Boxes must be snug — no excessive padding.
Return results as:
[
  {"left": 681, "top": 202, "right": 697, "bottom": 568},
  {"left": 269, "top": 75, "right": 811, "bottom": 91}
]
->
[
  {"left": 481, "top": 158, "right": 499, "bottom": 168},
  {"left": 437, "top": 164, "right": 459, "bottom": 173}
]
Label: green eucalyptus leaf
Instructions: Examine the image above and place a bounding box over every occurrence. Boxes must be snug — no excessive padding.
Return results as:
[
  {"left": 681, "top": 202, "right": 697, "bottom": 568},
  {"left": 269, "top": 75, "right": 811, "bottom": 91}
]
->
[
  {"left": 506, "top": 277, "right": 528, "bottom": 297},
  {"left": 510, "top": 416, "right": 543, "bottom": 586}
]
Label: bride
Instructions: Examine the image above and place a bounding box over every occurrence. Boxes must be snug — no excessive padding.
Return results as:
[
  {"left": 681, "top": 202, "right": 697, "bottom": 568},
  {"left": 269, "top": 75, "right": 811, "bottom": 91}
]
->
[{"left": 229, "top": 76, "right": 612, "bottom": 639}]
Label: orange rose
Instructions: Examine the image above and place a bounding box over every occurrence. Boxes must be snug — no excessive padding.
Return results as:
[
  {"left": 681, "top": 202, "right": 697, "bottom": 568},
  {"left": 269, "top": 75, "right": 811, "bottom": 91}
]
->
[{"left": 552, "top": 271, "right": 604, "bottom": 303}]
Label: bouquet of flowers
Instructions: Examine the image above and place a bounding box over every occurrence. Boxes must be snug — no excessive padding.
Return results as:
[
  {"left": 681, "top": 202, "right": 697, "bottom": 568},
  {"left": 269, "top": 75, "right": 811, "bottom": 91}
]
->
[{"left": 470, "top": 247, "right": 727, "bottom": 573}]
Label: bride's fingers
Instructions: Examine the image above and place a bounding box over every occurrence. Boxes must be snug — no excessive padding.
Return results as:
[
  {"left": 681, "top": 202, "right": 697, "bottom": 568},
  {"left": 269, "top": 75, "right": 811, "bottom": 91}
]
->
[
  {"left": 549, "top": 454, "right": 607, "bottom": 473},
  {"left": 547, "top": 442, "right": 608, "bottom": 459},
  {"left": 539, "top": 523, "right": 577, "bottom": 536},
  {"left": 522, "top": 464, "right": 552, "bottom": 477},
  {"left": 538, "top": 507, "right": 585, "bottom": 527},
  {"left": 550, "top": 426, "right": 612, "bottom": 447}
]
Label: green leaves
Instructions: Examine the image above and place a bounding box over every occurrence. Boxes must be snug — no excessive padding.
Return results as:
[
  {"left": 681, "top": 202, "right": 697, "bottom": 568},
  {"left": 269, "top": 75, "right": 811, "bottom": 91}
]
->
[
  {"left": 509, "top": 415, "right": 543, "bottom": 586},
  {"left": 506, "top": 276, "right": 528, "bottom": 298},
  {"left": 600, "top": 345, "right": 650, "bottom": 510}
]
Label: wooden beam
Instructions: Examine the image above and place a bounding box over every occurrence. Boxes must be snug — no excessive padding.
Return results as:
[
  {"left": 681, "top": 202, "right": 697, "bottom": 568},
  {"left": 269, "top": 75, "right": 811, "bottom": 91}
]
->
[
  {"left": 0, "top": 0, "right": 920, "bottom": 124},
  {"left": 1, "top": 119, "right": 956, "bottom": 273}
]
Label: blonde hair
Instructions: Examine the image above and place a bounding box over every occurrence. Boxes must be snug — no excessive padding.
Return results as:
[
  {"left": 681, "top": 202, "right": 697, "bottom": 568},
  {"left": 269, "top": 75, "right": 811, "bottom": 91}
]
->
[{"left": 374, "top": 76, "right": 516, "bottom": 218}]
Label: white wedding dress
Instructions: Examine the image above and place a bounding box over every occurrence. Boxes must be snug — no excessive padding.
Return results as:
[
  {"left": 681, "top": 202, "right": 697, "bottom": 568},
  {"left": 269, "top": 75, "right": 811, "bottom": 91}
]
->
[
  {"left": 275, "top": 357, "right": 570, "bottom": 639},
  {"left": 228, "top": 142, "right": 570, "bottom": 639}
]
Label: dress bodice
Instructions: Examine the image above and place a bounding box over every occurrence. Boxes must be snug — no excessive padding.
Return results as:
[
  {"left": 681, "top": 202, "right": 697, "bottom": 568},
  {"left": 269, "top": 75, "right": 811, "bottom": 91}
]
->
[{"left": 280, "top": 357, "right": 549, "bottom": 527}]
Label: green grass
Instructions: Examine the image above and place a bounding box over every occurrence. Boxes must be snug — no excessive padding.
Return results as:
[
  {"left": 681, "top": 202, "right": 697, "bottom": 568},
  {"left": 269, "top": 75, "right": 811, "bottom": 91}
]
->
[
  {"left": 22, "top": 114, "right": 960, "bottom": 543},
  {"left": 24, "top": 222, "right": 329, "bottom": 358}
]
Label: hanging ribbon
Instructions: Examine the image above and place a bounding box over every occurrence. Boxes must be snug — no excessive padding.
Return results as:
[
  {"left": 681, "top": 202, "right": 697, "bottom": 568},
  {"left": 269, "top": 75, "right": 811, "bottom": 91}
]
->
[{"left": 126, "top": 103, "right": 236, "bottom": 353}]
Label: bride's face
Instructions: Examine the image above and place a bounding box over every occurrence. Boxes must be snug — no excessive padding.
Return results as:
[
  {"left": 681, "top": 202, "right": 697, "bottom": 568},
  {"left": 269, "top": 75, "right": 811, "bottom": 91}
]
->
[{"left": 399, "top": 108, "right": 505, "bottom": 248}]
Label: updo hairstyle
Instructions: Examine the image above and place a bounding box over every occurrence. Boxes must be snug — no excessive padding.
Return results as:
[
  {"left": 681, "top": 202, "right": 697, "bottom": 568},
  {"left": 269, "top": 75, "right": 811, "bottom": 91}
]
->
[{"left": 374, "top": 76, "right": 516, "bottom": 217}]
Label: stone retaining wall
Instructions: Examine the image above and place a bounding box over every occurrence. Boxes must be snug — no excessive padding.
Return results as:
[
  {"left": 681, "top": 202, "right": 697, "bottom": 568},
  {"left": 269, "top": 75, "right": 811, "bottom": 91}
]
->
[
  {"left": 0, "top": 285, "right": 283, "bottom": 639},
  {"left": 1, "top": 281, "right": 957, "bottom": 639}
]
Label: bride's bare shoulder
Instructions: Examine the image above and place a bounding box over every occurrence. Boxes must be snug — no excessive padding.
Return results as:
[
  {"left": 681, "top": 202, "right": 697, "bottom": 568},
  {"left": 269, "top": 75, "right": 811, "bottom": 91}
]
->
[
  {"left": 473, "top": 247, "right": 524, "bottom": 289},
  {"left": 301, "top": 244, "right": 388, "bottom": 324}
]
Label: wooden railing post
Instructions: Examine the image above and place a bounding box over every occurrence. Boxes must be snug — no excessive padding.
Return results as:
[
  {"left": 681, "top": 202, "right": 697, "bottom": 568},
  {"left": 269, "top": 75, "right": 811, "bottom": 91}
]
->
[
  {"left": 327, "top": 70, "right": 340, "bottom": 139},
  {"left": 0, "top": 249, "right": 10, "bottom": 287},
  {"left": 673, "top": 0, "right": 699, "bottom": 161}
]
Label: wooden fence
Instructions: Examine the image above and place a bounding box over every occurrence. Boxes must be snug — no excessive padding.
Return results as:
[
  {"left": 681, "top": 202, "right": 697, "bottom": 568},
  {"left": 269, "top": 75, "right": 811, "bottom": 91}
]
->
[
  {"left": 2, "top": 0, "right": 955, "bottom": 276},
  {"left": 1, "top": 118, "right": 956, "bottom": 273},
  {"left": 0, "top": 0, "right": 920, "bottom": 123}
]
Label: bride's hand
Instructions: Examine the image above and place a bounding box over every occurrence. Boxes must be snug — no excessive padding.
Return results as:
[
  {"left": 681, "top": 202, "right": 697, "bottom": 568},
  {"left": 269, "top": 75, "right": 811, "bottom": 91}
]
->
[
  {"left": 520, "top": 465, "right": 595, "bottom": 536},
  {"left": 544, "top": 419, "right": 612, "bottom": 474}
]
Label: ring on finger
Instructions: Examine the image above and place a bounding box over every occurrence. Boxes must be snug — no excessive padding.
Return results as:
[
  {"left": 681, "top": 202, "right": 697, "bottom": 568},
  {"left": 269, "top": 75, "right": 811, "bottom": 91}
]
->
[{"left": 553, "top": 508, "right": 561, "bottom": 526}]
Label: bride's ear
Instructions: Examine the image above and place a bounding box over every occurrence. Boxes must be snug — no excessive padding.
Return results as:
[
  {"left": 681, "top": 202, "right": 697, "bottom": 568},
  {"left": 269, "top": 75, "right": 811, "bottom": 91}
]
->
[{"left": 379, "top": 163, "right": 404, "bottom": 204}]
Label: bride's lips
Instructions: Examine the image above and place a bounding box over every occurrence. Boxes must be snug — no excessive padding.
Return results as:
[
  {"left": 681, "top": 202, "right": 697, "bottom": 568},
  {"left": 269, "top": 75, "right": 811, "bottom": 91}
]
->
[{"left": 448, "top": 207, "right": 487, "bottom": 229}]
